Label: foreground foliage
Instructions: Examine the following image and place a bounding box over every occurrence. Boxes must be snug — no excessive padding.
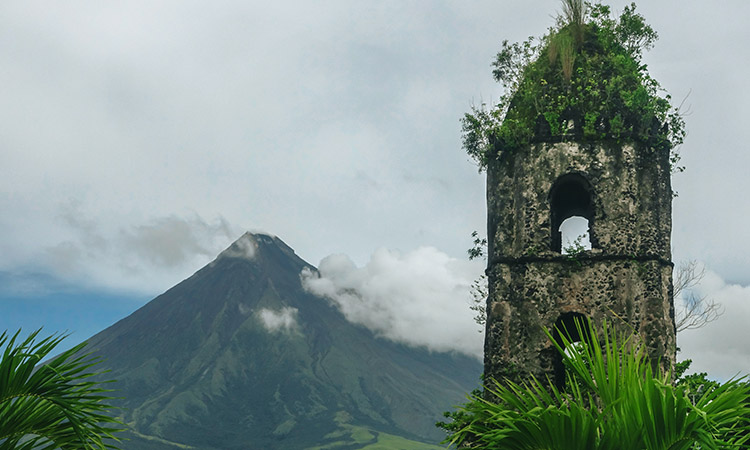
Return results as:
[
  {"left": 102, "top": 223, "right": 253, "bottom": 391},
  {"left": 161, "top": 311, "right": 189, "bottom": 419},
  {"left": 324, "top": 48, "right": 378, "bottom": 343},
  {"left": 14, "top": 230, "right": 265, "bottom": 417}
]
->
[
  {"left": 439, "top": 321, "right": 750, "bottom": 449},
  {"left": 0, "top": 329, "right": 123, "bottom": 450}
]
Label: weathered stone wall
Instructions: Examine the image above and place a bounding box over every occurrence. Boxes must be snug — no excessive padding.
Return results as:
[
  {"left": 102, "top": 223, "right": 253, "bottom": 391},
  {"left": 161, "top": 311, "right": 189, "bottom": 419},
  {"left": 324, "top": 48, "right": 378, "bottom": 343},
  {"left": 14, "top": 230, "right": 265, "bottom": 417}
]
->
[
  {"left": 484, "top": 141, "right": 676, "bottom": 385},
  {"left": 487, "top": 142, "right": 672, "bottom": 260}
]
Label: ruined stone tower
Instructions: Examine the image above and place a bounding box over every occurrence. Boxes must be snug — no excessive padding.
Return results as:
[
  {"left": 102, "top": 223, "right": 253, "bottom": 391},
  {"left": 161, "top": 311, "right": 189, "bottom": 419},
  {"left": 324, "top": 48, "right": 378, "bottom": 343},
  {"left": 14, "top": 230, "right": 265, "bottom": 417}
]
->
[
  {"left": 474, "top": 1, "right": 683, "bottom": 387},
  {"left": 484, "top": 139, "right": 676, "bottom": 386}
]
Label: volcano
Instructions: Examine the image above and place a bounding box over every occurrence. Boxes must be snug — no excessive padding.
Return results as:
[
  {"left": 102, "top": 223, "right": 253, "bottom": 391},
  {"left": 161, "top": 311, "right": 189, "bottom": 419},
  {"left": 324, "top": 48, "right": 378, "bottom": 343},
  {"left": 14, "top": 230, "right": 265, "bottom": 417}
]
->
[{"left": 86, "top": 233, "right": 481, "bottom": 449}]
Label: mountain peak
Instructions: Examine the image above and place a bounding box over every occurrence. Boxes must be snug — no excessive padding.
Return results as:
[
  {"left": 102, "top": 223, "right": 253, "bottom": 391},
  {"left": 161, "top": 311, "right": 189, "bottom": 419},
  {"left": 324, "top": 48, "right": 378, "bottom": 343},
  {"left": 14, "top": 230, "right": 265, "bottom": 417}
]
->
[
  {"left": 216, "top": 232, "right": 259, "bottom": 260},
  {"left": 86, "top": 232, "right": 481, "bottom": 449},
  {"left": 215, "top": 232, "right": 300, "bottom": 265}
]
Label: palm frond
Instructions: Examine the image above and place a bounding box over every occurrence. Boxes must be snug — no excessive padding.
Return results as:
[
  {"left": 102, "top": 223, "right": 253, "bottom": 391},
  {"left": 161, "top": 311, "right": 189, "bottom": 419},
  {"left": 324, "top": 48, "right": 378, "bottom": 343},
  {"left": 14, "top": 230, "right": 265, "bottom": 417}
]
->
[
  {"left": 444, "top": 319, "right": 750, "bottom": 450},
  {"left": 0, "top": 329, "right": 124, "bottom": 450}
]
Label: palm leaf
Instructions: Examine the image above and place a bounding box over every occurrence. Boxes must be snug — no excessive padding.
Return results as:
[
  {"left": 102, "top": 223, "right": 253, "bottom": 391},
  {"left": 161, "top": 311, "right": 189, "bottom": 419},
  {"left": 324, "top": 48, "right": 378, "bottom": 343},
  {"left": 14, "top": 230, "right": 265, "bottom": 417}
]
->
[
  {"left": 0, "top": 329, "right": 124, "bottom": 450},
  {"left": 445, "top": 319, "right": 750, "bottom": 450}
]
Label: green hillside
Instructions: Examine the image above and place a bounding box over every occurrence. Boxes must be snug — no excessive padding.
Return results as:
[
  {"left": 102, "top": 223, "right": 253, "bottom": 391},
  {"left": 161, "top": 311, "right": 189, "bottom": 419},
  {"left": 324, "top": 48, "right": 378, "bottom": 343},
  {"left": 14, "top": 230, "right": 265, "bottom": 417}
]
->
[{"left": 86, "top": 233, "right": 480, "bottom": 449}]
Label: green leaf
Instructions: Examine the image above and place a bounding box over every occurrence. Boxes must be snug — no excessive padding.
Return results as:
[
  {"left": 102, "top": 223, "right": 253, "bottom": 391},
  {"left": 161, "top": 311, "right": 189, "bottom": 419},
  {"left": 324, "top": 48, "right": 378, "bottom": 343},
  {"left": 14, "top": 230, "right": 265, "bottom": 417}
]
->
[
  {"left": 442, "top": 320, "right": 750, "bottom": 450},
  {"left": 0, "top": 329, "right": 125, "bottom": 450}
]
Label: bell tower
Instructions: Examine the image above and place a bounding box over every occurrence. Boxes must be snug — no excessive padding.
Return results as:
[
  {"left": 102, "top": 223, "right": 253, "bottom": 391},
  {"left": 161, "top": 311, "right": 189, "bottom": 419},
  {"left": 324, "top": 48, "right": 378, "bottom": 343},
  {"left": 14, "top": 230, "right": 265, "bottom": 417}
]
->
[
  {"left": 484, "top": 139, "right": 676, "bottom": 386},
  {"left": 475, "top": 1, "right": 682, "bottom": 388}
]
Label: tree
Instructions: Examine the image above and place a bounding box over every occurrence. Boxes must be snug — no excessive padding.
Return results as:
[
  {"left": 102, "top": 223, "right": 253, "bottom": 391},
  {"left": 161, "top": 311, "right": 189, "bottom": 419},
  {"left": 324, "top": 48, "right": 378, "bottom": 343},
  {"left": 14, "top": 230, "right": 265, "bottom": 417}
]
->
[
  {"left": 673, "top": 260, "right": 723, "bottom": 332},
  {"left": 0, "top": 329, "right": 123, "bottom": 450},
  {"left": 439, "top": 320, "right": 750, "bottom": 449}
]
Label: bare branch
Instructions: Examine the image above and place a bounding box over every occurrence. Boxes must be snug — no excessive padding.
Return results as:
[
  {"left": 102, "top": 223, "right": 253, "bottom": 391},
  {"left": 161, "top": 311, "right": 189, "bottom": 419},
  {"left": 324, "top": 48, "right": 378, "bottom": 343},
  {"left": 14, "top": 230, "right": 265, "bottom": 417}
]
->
[
  {"left": 673, "top": 260, "right": 702, "bottom": 299},
  {"left": 674, "top": 260, "right": 724, "bottom": 332}
]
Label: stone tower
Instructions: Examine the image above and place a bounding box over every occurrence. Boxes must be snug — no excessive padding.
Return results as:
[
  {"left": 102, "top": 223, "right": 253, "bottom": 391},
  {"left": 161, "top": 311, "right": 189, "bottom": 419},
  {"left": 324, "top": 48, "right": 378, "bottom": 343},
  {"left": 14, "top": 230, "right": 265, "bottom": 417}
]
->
[{"left": 484, "top": 139, "right": 676, "bottom": 386}]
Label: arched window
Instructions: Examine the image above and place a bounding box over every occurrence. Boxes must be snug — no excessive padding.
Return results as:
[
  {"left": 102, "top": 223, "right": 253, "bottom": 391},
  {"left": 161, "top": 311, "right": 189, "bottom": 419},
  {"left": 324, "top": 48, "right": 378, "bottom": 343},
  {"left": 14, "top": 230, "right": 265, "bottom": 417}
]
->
[
  {"left": 550, "top": 174, "right": 595, "bottom": 253},
  {"left": 551, "top": 312, "right": 591, "bottom": 390},
  {"left": 559, "top": 216, "right": 591, "bottom": 254}
]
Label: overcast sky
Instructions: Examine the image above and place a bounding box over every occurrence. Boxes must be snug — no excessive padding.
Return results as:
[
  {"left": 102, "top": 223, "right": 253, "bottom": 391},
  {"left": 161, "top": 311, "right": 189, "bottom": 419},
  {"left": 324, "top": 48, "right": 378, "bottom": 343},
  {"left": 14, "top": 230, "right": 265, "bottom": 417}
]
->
[{"left": 1, "top": 1, "right": 748, "bottom": 380}]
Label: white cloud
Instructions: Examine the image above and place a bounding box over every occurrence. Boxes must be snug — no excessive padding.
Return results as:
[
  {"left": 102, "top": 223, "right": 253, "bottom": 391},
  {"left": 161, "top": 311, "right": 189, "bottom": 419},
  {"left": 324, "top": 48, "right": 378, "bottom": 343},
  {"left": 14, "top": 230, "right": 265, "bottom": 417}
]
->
[
  {"left": 217, "top": 233, "right": 257, "bottom": 260},
  {"left": 257, "top": 307, "right": 299, "bottom": 333},
  {"left": 301, "top": 247, "right": 484, "bottom": 358},
  {"left": 677, "top": 266, "right": 750, "bottom": 381}
]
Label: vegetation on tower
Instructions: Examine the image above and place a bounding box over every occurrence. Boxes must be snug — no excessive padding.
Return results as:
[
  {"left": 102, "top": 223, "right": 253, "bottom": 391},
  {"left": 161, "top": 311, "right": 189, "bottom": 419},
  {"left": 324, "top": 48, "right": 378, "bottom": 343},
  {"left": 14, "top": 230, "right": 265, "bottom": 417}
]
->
[{"left": 464, "top": 1, "right": 686, "bottom": 171}]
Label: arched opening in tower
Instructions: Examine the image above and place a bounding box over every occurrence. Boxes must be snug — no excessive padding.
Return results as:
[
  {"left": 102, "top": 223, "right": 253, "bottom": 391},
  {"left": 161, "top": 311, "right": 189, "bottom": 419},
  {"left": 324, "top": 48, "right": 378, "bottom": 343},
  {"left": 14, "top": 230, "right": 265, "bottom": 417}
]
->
[
  {"left": 559, "top": 216, "right": 592, "bottom": 254},
  {"left": 551, "top": 312, "right": 591, "bottom": 390},
  {"left": 549, "top": 174, "right": 595, "bottom": 253}
]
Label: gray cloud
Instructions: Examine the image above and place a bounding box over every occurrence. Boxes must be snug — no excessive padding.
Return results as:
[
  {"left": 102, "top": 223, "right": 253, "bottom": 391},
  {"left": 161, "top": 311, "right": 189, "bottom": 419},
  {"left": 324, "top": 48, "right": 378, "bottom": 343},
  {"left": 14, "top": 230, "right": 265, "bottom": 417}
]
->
[
  {"left": 121, "top": 216, "right": 235, "bottom": 267},
  {"left": 42, "top": 209, "right": 239, "bottom": 293},
  {"left": 302, "top": 247, "right": 484, "bottom": 358}
]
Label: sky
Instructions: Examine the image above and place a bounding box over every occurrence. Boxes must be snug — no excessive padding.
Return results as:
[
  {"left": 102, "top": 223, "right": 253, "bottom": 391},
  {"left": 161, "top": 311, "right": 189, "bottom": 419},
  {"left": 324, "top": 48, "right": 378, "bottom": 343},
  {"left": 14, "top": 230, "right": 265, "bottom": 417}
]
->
[{"left": 1, "top": 1, "right": 749, "bottom": 380}]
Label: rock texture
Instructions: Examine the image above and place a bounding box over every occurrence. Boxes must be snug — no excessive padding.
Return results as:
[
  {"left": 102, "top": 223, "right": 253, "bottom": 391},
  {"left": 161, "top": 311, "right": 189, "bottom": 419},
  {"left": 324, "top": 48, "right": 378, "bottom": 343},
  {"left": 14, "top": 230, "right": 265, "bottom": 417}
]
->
[{"left": 484, "top": 141, "right": 676, "bottom": 387}]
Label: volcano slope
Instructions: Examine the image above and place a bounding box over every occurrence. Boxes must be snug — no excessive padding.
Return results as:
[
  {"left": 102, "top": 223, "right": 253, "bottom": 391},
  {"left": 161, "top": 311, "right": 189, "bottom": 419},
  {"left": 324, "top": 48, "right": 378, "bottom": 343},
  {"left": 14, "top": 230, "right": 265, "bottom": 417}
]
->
[{"left": 85, "top": 233, "right": 481, "bottom": 449}]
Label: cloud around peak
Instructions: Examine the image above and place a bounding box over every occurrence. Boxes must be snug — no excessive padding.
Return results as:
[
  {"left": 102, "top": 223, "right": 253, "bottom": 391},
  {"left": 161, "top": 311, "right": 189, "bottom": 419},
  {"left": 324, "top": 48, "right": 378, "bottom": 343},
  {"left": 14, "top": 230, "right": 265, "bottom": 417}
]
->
[
  {"left": 302, "top": 246, "right": 484, "bottom": 359},
  {"left": 217, "top": 233, "right": 258, "bottom": 260}
]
